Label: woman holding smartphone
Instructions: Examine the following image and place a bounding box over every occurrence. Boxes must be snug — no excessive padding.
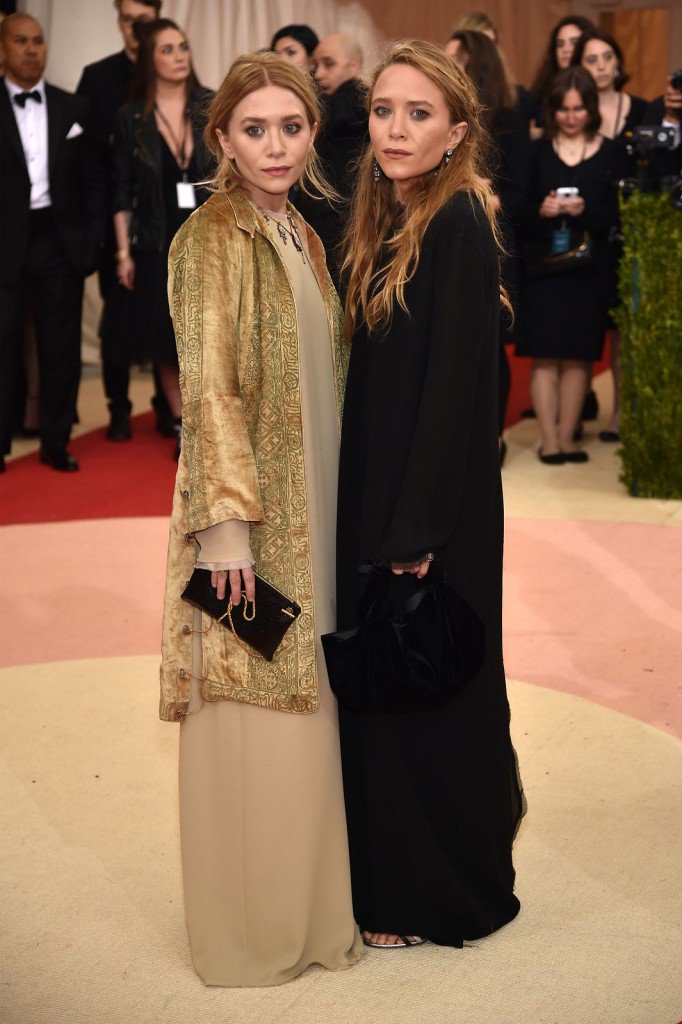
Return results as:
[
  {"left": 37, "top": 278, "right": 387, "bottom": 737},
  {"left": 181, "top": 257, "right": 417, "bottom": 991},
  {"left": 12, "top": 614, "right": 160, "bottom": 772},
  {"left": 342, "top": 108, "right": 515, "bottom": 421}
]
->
[{"left": 517, "top": 67, "right": 617, "bottom": 463}]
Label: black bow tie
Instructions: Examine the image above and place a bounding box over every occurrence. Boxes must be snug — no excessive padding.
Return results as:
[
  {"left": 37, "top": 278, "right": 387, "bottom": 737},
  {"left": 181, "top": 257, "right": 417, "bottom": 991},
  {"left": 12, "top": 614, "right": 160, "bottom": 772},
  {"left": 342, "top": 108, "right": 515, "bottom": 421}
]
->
[{"left": 14, "top": 90, "right": 42, "bottom": 109}]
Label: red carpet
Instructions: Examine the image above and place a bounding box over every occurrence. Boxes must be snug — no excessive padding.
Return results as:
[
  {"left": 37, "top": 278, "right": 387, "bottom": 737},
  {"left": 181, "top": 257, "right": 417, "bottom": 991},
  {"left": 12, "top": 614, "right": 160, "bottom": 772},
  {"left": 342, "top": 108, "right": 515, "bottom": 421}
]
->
[
  {"left": 0, "top": 349, "right": 610, "bottom": 526},
  {"left": 0, "top": 412, "right": 177, "bottom": 525}
]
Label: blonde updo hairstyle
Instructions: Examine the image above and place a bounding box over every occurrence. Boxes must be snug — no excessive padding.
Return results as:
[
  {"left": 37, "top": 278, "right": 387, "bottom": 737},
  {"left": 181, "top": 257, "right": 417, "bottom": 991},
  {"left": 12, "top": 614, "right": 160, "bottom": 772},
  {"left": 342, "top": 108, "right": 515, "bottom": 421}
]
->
[
  {"left": 343, "top": 39, "right": 505, "bottom": 337},
  {"left": 204, "top": 51, "right": 333, "bottom": 199}
]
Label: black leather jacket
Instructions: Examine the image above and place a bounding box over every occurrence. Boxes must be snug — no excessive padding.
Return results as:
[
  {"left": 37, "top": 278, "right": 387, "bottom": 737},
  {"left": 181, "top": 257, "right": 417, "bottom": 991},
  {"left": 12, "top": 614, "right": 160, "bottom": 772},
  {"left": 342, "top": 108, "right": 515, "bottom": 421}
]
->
[{"left": 111, "top": 86, "right": 213, "bottom": 252}]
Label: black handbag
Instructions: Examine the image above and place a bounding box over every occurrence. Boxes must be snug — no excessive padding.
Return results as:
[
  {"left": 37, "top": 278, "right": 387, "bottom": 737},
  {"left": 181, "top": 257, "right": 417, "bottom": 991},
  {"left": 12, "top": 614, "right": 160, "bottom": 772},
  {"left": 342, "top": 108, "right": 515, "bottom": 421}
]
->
[
  {"left": 524, "top": 230, "right": 593, "bottom": 280},
  {"left": 181, "top": 569, "right": 301, "bottom": 662},
  {"left": 321, "top": 562, "right": 485, "bottom": 713}
]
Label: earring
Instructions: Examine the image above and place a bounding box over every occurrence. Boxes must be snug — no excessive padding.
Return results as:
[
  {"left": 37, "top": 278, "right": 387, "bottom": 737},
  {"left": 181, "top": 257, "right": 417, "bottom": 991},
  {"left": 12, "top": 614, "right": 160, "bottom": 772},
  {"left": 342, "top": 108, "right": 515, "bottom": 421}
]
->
[
  {"left": 373, "top": 158, "right": 381, "bottom": 183},
  {"left": 444, "top": 148, "right": 453, "bottom": 166}
]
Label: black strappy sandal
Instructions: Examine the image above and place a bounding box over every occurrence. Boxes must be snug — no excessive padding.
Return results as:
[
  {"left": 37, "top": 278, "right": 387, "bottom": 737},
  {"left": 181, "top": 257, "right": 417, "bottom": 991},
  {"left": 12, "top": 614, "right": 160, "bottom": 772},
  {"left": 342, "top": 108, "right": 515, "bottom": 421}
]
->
[{"left": 362, "top": 934, "right": 427, "bottom": 948}]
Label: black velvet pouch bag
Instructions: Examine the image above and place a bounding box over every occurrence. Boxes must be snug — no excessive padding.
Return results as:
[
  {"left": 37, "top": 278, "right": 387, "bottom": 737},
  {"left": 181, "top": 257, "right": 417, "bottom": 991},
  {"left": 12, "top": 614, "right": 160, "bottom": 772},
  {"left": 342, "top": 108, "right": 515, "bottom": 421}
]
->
[
  {"left": 181, "top": 569, "right": 301, "bottom": 662},
  {"left": 321, "top": 562, "right": 485, "bottom": 713}
]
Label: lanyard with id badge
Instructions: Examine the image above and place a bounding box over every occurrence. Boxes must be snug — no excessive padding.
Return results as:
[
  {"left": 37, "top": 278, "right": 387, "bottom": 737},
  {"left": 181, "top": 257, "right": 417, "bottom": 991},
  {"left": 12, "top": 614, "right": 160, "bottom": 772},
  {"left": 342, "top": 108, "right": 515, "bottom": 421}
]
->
[{"left": 156, "top": 104, "right": 196, "bottom": 210}]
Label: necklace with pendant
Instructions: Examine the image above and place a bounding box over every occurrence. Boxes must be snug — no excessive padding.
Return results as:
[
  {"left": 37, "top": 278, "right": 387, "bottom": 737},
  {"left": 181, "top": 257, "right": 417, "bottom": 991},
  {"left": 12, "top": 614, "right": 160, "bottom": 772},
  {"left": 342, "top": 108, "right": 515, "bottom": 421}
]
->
[{"left": 252, "top": 202, "right": 307, "bottom": 264}]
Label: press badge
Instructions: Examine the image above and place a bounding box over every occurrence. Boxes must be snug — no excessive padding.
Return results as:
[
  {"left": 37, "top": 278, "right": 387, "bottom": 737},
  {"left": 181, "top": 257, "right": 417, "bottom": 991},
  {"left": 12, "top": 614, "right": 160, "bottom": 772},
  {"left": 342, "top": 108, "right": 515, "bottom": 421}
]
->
[
  {"left": 176, "top": 182, "right": 196, "bottom": 209},
  {"left": 551, "top": 226, "right": 571, "bottom": 254}
]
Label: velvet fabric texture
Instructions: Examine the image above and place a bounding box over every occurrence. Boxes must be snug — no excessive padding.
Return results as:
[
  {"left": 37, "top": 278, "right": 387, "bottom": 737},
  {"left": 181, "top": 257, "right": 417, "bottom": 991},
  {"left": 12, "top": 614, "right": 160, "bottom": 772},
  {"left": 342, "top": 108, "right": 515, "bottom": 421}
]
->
[{"left": 159, "top": 190, "right": 347, "bottom": 722}]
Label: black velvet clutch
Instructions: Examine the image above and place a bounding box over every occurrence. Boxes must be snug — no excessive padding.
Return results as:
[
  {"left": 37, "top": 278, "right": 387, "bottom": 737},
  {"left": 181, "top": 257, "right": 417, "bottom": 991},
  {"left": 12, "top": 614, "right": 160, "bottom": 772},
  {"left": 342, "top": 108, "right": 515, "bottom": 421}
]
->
[
  {"left": 181, "top": 568, "right": 301, "bottom": 662},
  {"left": 321, "top": 562, "right": 484, "bottom": 713}
]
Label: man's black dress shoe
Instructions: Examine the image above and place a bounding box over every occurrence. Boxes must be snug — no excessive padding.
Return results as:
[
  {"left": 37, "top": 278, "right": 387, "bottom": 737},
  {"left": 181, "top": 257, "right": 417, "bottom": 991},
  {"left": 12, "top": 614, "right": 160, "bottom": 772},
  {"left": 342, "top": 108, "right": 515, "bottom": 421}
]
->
[
  {"left": 563, "top": 450, "right": 589, "bottom": 463},
  {"left": 538, "top": 451, "right": 566, "bottom": 465},
  {"left": 40, "top": 449, "right": 79, "bottom": 472},
  {"left": 106, "top": 408, "right": 132, "bottom": 441}
]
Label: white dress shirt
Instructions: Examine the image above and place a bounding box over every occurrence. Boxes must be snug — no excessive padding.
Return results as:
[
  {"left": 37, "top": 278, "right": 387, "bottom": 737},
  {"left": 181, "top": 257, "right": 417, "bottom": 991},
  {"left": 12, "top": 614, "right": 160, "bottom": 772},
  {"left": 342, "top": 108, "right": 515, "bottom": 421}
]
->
[{"left": 4, "top": 76, "right": 51, "bottom": 209}]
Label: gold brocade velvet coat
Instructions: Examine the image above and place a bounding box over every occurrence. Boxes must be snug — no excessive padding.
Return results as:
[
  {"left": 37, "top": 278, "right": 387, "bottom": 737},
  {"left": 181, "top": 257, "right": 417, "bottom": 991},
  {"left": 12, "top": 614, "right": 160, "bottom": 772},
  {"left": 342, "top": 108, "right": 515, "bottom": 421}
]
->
[{"left": 159, "top": 190, "right": 347, "bottom": 723}]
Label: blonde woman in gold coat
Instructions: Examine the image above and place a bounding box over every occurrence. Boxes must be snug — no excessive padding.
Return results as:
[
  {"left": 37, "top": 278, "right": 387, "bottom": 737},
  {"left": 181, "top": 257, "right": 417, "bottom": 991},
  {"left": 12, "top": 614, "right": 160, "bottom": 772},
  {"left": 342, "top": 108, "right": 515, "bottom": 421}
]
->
[{"left": 159, "top": 52, "right": 363, "bottom": 986}]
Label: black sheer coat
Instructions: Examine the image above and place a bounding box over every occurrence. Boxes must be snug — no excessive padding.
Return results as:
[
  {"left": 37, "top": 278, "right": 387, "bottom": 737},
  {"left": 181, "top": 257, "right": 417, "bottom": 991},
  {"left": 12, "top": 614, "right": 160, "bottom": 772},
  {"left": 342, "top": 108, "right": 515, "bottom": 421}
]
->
[{"left": 336, "top": 193, "right": 523, "bottom": 944}]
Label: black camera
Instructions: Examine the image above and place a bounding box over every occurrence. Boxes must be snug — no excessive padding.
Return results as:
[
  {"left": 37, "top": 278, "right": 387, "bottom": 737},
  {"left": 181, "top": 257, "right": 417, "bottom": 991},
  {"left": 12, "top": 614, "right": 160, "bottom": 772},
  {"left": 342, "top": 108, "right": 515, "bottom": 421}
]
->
[
  {"left": 627, "top": 125, "right": 677, "bottom": 152},
  {"left": 671, "top": 69, "right": 682, "bottom": 91},
  {"left": 620, "top": 123, "right": 681, "bottom": 198}
]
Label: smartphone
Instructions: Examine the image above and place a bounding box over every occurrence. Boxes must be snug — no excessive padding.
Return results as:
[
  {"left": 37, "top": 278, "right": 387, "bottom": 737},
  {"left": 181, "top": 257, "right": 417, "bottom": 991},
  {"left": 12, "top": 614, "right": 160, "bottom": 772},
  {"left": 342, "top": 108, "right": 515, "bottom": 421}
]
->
[{"left": 556, "top": 186, "right": 579, "bottom": 199}]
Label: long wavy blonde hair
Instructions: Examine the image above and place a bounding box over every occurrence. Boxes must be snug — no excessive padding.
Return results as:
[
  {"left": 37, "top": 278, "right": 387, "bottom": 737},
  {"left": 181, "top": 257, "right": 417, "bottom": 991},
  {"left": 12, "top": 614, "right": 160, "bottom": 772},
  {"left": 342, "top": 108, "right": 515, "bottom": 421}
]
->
[
  {"left": 204, "top": 51, "right": 334, "bottom": 200},
  {"left": 342, "top": 40, "right": 506, "bottom": 336}
]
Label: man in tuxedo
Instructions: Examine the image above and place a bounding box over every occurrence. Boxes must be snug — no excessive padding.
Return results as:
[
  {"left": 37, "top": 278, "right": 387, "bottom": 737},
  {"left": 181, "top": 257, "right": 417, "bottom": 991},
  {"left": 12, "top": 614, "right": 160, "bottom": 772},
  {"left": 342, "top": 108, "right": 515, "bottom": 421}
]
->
[
  {"left": 76, "top": 0, "right": 163, "bottom": 442},
  {"left": 295, "top": 34, "right": 368, "bottom": 289},
  {"left": 0, "top": 13, "right": 105, "bottom": 472}
]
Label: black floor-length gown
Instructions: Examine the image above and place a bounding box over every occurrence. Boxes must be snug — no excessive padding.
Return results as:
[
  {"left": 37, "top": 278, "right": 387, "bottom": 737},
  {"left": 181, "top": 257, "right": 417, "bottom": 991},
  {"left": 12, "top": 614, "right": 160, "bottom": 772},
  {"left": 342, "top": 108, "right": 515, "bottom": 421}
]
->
[{"left": 336, "top": 193, "right": 523, "bottom": 946}]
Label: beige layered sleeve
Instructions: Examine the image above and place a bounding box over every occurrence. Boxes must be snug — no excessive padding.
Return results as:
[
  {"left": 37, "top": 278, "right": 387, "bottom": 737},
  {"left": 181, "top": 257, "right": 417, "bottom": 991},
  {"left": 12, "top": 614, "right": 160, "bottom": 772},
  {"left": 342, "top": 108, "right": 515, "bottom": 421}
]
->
[{"left": 194, "top": 519, "right": 254, "bottom": 571}]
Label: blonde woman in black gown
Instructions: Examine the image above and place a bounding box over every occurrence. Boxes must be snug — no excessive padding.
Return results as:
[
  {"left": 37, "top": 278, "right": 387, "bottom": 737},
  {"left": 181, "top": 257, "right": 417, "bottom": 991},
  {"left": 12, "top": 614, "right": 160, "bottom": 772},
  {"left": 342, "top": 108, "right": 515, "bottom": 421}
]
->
[{"left": 336, "top": 41, "right": 523, "bottom": 949}]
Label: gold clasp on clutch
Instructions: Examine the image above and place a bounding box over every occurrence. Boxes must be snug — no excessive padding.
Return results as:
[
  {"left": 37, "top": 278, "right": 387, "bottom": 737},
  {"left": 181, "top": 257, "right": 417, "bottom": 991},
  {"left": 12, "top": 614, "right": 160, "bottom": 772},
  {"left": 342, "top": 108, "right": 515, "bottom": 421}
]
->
[
  {"left": 240, "top": 590, "right": 256, "bottom": 621},
  {"left": 217, "top": 591, "right": 256, "bottom": 625}
]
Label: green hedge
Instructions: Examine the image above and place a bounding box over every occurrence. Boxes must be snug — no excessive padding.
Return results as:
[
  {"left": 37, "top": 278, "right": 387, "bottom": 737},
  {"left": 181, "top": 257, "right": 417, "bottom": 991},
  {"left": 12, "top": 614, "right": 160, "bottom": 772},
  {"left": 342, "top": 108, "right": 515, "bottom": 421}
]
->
[{"left": 613, "top": 190, "right": 682, "bottom": 499}]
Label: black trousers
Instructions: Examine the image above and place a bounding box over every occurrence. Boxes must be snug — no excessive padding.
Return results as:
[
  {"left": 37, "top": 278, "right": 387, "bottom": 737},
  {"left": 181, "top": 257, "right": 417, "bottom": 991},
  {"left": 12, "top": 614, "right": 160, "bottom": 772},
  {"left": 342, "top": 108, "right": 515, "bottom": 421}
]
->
[
  {"left": 98, "top": 251, "right": 132, "bottom": 414},
  {"left": 98, "top": 248, "right": 170, "bottom": 420},
  {"left": 0, "top": 210, "right": 83, "bottom": 456}
]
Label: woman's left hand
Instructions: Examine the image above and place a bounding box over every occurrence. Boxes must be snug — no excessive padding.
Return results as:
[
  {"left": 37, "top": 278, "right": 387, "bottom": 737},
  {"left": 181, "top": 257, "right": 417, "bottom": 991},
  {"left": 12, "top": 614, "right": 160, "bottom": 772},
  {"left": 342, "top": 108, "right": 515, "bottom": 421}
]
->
[
  {"left": 561, "top": 196, "right": 585, "bottom": 217},
  {"left": 391, "top": 558, "right": 432, "bottom": 579}
]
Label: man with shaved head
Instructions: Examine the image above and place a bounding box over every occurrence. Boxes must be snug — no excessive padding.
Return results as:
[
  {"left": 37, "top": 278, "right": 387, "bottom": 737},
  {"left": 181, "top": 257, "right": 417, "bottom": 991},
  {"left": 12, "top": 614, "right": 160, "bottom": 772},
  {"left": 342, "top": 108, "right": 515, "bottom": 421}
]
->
[
  {"left": 295, "top": 32, "right": 368, "bottom": 287},
  {"left": 313, "top": 32, "right": 363, "bottom": 96},
  {"left": 0, "top": 13, "right": 105, "bottom": 471}
]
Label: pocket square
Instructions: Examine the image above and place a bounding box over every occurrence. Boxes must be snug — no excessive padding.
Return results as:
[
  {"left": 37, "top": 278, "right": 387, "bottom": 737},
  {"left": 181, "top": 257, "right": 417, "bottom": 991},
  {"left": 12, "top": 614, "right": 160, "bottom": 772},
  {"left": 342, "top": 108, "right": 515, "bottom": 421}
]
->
[{"left": 66, "top": 122, "right": 83, "bottom": 140}]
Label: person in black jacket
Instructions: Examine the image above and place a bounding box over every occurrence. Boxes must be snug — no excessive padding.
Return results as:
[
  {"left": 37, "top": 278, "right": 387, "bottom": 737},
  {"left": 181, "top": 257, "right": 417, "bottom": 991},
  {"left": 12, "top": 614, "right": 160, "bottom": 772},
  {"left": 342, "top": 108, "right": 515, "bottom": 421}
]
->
[
  {"left": 645, "top": 72, "right": 682, "bottom": 179},
  {"left": 270, "top": 23, "right": 319, "bottom": 73},
  {"left": 0, "top": 13, "right": 106, "bottom": 472},
  {"left": 446, "top": 29, "right": 530, "bottom": 462},
  {"left": 107, "top": 18, "right": 213, "bottom": 459},
  {"left": 76, "top": 0, "right": 164, "bottom": 441},
  {"left": 572, "top": 30, "right": 648, "bottom": 442},
  {"left": 337, "top": 40, "right": 522, "bottom": 951},
  {"left": 528, "top": 15, "right": 596, "bottom": 140},
  {"left": 294, "top": 33, "right": 368, "bottom": 287}
]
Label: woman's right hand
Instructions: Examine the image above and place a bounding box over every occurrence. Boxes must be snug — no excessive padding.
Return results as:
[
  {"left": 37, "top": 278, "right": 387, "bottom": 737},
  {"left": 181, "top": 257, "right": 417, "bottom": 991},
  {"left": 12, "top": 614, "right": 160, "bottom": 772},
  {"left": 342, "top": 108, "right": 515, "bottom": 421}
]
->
[
  {"left": 117, "top": 256, "right": 136, "bottom": 290},
  {"left": 539, "top": 191, "right": 561, "bottom": 218},
  {"left": 211, "top": 566, "right": 256, "bottom": 605}
]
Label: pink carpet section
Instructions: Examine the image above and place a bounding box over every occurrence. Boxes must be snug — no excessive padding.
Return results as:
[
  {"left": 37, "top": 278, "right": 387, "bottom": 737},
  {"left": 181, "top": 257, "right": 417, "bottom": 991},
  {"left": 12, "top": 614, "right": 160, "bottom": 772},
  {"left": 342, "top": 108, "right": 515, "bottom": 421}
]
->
[
  {"left": 1, "top": 515, "right": 679, "bottom": 740},
  {"left": 0, "top": 518, "right": 168, "bottom": 669},
  {"left": 504, "top": 518, "right": 682, "bottom": 738}
]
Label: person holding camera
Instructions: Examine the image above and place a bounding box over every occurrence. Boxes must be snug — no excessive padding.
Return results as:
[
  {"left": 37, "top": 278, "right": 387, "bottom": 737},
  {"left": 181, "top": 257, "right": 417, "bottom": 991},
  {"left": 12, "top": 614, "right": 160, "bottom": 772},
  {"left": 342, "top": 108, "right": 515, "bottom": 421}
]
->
[
  {"left": 645, "top": 71, "right": 682, "bottom": 178},
  {"left": 517, "top": 67, "right": 618, "bottom": 464}
]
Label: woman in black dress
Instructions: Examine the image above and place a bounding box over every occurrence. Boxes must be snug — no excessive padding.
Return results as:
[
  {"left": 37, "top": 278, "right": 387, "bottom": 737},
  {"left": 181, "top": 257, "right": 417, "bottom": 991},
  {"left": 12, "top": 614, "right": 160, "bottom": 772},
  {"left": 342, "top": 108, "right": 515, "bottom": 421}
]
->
[
  {"left": 108, "top": 19, "right": 213, "bottom": 455},
  {"left": 573, "top": 29, "right": 648, "bottom": 441},
  {"left": 528, "top": 15, "right": 596, "bottom": 140},
  {"left": 446, "top": 28, "right": 530, "bottom": 461},
  {"left": 517, "top": 68, "right": 618, "bottom": 463},
  {"left": 270, "top": 23, "right": 319, "bottom": 73},
  {"left": 337, "top": 40, "right": 523, "bottom": 949}
]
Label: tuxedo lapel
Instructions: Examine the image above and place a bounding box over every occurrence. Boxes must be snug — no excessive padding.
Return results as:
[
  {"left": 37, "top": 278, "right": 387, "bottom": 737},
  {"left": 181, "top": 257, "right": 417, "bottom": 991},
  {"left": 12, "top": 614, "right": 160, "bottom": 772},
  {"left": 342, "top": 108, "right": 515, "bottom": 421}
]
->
[
  {"left": 0, "top": 82, "right": 29, "bottom": 173},
  {"left": 46, "top": 83, "right": 64, "bottom": 180}
]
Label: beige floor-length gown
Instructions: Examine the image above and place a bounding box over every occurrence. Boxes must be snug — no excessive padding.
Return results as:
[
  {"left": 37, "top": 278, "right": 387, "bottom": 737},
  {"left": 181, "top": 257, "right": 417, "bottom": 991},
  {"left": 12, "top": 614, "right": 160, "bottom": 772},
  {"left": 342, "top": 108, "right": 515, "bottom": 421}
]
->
[{"left": 178, "top": 212, "right": 363, "bottom": 986}]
